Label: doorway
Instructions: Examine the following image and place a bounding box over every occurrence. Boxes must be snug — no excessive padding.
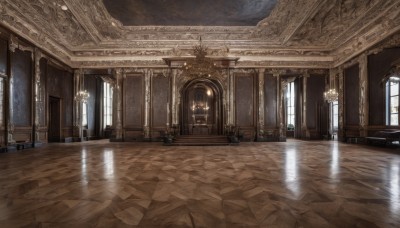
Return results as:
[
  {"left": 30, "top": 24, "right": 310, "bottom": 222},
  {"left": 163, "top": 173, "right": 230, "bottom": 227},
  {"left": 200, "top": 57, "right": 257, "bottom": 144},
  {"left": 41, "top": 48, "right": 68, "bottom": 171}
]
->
[
  {"left": 180, "top": 79, "right": 224, "bottom": 135},
  {"left": 48, "top": 96, "right": 61, "bottom": 142}
]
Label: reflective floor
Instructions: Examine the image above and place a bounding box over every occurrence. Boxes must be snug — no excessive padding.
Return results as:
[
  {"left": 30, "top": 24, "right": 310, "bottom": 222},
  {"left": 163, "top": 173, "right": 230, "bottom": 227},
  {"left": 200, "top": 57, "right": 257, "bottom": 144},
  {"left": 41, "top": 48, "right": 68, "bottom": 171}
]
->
[{"left": 0, "top": 140, "right": 400, "bottom": 227}]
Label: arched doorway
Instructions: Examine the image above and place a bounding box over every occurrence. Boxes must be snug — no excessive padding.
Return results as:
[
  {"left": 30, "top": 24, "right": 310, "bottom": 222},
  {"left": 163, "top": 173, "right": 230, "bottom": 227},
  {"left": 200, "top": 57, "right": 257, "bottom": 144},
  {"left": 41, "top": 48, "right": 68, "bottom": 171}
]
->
[{"left": 180, "top": 78, "right": 224, "bottom": 135}]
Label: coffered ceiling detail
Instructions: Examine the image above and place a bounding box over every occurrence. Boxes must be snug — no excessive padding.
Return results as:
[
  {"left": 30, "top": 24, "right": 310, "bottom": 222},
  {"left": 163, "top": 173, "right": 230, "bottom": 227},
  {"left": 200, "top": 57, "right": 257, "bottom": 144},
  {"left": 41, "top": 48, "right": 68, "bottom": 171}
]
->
[{"left": 0, "top": 0, "right": 399, "bottom": 69}]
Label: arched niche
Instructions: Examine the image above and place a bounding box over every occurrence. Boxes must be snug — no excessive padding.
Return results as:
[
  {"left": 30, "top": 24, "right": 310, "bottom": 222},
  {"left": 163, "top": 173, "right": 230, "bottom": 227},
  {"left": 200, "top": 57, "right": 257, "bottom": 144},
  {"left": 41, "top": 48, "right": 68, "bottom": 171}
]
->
[{"left": 180, "top": 78, "right": 224, "bottom": 135}]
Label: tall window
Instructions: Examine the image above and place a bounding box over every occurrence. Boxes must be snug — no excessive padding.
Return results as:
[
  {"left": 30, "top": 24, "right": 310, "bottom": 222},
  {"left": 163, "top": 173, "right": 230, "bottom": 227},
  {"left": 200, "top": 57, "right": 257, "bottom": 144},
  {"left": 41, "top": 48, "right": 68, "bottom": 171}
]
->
[
  {"left": 332, "top": 101, "right": 338, "bottom": 133},
  {"left": 82, "top": 103, "right": 87, "bottom": 127},
  {"left": 286, "top": 81, "right": 295, "bottom": 130},
  {"left": 386, "top": 77, "right": 400, "bottom": 125},
  {"left": 103, "top": 82, "right": 113, "bottom": 128}
]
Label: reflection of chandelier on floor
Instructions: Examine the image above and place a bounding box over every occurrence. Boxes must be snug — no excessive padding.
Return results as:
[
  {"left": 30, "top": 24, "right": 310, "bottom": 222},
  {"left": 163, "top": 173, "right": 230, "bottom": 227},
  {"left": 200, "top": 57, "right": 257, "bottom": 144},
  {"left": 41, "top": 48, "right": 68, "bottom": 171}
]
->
[{"left": 182, "top": 37, "right": 220, "bottom": 78}]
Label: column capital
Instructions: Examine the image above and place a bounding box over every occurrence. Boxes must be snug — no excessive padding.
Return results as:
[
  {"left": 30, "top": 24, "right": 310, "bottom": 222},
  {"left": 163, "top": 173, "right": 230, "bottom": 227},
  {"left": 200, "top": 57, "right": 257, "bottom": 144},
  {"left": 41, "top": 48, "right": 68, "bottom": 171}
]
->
[
  {"left": 74, "top": 68, "right": 84, "bottom": 76},
  {"left": 113, "top": 68, "right": 122, "bottom": 75},
  {"left": 271, "top": 69, "right": 282, "bottom": 77},
  {"left": 34, "top": 48, "right": 42, "bottom": 60},
  {"left": 9, "top": 34, "right": 18, "bottom": 53}
]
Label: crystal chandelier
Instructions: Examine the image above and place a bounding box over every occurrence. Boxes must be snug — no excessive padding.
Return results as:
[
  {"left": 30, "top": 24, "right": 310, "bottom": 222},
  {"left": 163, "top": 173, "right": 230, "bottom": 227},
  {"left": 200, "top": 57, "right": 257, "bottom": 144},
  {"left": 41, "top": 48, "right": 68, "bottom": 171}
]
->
[
  {"left": 324, "top": 73, "right": 338, "bottom": 103},
  {"left": 324, "top": 89, "right": 338, "bottom": 103},
  {"left": 182, "top": 38, "right": 220, "bottom": 77},
  {"left": 75, "top": 90, "right": 90, "bottom": 103}
]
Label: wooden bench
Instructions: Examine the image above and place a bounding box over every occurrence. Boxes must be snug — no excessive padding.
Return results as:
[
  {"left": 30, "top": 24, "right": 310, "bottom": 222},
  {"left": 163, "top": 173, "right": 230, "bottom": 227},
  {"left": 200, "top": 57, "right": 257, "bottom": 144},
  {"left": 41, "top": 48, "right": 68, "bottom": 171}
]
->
[{"left": 365, "top": 130, "right": 400, "bottom": 145}]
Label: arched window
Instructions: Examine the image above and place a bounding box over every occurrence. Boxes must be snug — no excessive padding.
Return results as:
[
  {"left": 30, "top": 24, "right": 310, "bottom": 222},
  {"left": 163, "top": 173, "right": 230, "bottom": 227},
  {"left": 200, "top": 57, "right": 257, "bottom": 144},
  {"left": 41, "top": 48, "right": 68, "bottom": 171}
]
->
[{"left": 386, "top": 77, "right": 400, "bottom": 126}]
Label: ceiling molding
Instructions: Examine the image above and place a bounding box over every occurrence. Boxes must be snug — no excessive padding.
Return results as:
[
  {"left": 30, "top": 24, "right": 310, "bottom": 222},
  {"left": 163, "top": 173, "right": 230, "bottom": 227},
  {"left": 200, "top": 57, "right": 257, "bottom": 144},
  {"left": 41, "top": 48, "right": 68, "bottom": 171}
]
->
[{"left": 0, "top": 0, "right": 398, "bottom": 69}]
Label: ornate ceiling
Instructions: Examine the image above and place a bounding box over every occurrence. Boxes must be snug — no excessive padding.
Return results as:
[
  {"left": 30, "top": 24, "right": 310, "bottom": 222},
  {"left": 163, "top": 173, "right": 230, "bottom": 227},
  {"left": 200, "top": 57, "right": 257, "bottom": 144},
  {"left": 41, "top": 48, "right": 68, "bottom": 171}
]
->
[
  {"left": 0, "top": 0, "right": 399, "bottom": 69},
  {"left": 103, "top": 0, "right": 278, "bottom": 26}
]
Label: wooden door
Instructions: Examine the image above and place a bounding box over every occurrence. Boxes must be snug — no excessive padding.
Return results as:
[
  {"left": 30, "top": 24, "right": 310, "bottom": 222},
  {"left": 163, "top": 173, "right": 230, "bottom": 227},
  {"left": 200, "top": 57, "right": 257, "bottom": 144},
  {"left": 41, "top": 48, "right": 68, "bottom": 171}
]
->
[{"left": 48, "top": 96, "right": 61, "bottom": 142}]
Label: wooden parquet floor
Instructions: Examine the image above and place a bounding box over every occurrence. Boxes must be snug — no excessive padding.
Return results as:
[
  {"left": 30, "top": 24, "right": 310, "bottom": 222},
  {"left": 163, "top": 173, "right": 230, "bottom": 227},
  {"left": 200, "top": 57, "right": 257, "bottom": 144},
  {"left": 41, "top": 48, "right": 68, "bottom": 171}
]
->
[{"left": 0, "top": 140, "right": 400, "bottom": 227}]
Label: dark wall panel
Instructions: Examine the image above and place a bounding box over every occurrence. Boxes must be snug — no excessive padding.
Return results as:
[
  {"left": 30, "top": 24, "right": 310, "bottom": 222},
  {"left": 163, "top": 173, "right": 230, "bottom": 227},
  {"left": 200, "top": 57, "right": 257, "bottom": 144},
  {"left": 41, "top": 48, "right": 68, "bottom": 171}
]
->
[
  {"left": 39, "top": 58, "right": 47, "bottom": 127},
  {"left": 47, "top": 65, "right": 62, "bottom": 98},
  {"left": 306, "top": 75, "right": 325, "bottom": 129},
  {"left": 295, "top": 78, "right": 303, "bottom": 138},
  {"left": 235, "top": 74, "right": 254, "bottom": 126},
  {"left": 63, "top": 71, "right": 73, "bottom": 127},
  {"left": 12, "top": 49, "right": 32, "bottom": 126},
  {"left": 345, "top": 64, "right": 360, "bottom": 126},
  {"left": 47, "top": 64, "right": 73, "bottom": 128},
  {"left": 368, "top": 48, "right": 400, "bottom": 125},
  {"left": 152, "top": 75, "right": 168, "bottom": 127},
  {"left": 85, "top": 75, "right": 97, "bottom": 133},
  {"left": 0, "top": 38, "right": 7, "bottom": 76},
  {"left": 124, "top": 75, "right": 143, "bottom": 127},
  {"left": 264, "top": 73, "right": 277, "bottom": 127}
]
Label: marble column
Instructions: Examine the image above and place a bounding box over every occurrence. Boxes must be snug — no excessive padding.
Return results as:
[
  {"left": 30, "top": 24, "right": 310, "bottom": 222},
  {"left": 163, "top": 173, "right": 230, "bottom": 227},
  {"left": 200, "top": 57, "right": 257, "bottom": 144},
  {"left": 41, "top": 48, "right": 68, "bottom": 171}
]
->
[
  {"left": 258, "top": 68, "right": 265, "bottom": 137},
  {"left": 327, "top": 69, "right": 334, "bottom": 137},
  {"left": 6, "top": 35, "right": 17, "bottom": 144},
  {"left": 33, "top": 48, "right": 42, "bottom": 145},
  {"left": 113, "top": 68, "right": 123, "bottom": 140},
  {"left": 171, "top": 69, "right": 178, "bottom": 126},
  {"left": 280, "top": 79, "right": 288, "bottom": 141},
  {"left": 143, "top": 69, "right": 152, "bottom": 139},
  {"left": 359, "top": 54, "right": 368, "bottom": 137},
  {"left": 273, "top": 71, "right": 284, "bottom": 141},
  {"left": 229, "top": 68, "right": 235, "bottom": 126},
  {"left": 224, "top": 70, "right": 230, "bottom": 127},
  {"left": 302, "top": 72, "right": 310, "bottom": 139},
  {"left": 73, "top": 69, "right": 83, "bottom": 139},
  {"left": 338, "top": 67, "right": 344, "bottom": 141}
]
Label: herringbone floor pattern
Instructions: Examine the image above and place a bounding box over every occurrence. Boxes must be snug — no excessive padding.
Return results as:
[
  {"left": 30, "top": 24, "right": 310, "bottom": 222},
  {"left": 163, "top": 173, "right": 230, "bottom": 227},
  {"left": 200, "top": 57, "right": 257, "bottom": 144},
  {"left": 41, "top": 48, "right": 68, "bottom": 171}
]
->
[{"left": 0, "top": 140, "right": 399, "bottom": 227}]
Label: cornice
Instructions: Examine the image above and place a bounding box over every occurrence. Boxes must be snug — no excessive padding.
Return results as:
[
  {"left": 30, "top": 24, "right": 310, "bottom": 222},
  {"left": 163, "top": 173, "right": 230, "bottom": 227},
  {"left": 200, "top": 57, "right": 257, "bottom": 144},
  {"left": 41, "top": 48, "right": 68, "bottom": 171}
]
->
[
  {"left": 73, "top": 58, "right": 332, "bottom": 70},
  {"left": 0, "top": 1, "right": 73, "bottom": 65},
  {"left": 332, "top": 2, "right": 400, "bottom": 67}
]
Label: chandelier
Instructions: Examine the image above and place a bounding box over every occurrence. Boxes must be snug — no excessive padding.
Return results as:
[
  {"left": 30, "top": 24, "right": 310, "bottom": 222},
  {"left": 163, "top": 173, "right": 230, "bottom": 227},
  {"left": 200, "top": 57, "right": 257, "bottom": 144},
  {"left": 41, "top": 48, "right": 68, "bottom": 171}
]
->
[
  {"left": 324, "top": 73, "right": 338, "bottom": 103},
  {"left": 182, "top": 38, "right": 220, "bottom": 77},
  {"left": 75, "top": 90, "right": 90, "bottom": 103},
  {"left": 324, "top": 89, "right": 338, "bottom": 103}
]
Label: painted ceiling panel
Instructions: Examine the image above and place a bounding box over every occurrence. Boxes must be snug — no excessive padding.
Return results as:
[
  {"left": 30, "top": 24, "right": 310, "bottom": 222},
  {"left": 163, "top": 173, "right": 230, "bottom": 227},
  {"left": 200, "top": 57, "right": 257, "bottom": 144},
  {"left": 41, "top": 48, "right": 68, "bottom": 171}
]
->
[{"left": 102, "top": 0, "right": 278, "bottom": 26}]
